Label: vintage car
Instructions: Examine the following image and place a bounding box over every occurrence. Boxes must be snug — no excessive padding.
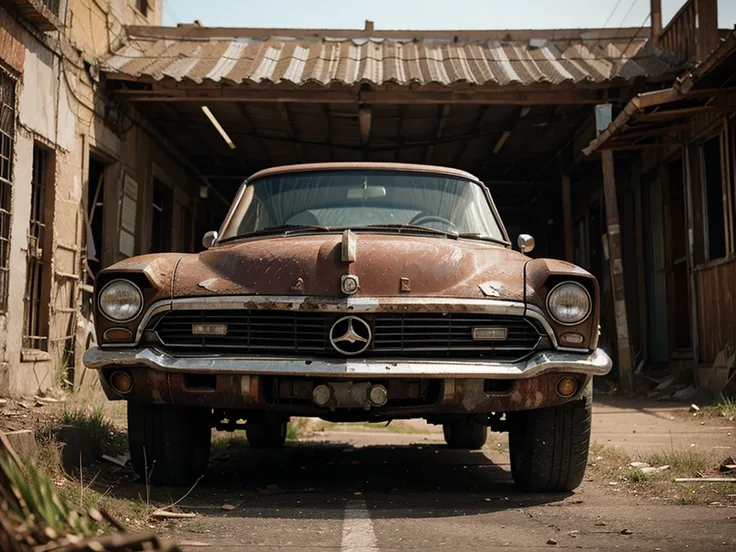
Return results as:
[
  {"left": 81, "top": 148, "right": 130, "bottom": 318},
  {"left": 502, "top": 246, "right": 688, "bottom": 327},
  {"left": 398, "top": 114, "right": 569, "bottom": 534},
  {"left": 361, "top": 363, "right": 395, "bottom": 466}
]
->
[{"left": 84, "top": 162, "right": 611, "bottom": 490}]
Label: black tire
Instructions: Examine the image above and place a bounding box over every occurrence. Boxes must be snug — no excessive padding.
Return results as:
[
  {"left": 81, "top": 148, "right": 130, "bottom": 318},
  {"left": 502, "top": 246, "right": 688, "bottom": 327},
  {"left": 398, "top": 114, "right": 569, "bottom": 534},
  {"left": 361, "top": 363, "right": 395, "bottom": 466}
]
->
[
  {"left": 246, "top": 420, "right": 287, "bottom": 448},
  {"left": 443, "top": 421, "right": 488, "bottom": 449},
  {"left": 508, "top": 385, "right": 592, "bottom": 492},
  {"left": 128, "top": 403, "right": 211, "bottom": 486}
]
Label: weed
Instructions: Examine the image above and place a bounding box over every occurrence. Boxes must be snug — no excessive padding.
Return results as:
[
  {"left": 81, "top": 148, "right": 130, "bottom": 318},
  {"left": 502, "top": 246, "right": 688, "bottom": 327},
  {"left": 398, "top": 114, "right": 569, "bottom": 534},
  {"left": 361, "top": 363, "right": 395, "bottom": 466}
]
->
[
  {"left": 645, "top": 450, "right": 710, "bottom": 477},
  {"left": 677, "top": 495, "right": 697, "bottom": 505},
  {"left": 58, "top": 406, "right": 127, "bottom": 456},
  {"left": 186, "top": 520, "right": 210, "bottom": 534},
  {"left": 211, "top": 434, "right": 249, "bottom": 450},
  {"left": 287, "top": 418, "right": 311, "bottom": 440},
  {"left": 716, "top": 395, "right": 736, "bottom": 418},
  {"left": 627, "top": 469, "right": 650, "bottom": 483}
]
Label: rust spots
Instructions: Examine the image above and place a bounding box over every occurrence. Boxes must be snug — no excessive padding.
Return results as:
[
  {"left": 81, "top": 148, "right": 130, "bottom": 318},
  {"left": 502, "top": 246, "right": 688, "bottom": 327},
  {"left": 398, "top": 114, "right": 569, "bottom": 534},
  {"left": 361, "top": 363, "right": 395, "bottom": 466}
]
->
[{"left": 290, "top": 277, "right": 305, "bottom": 293}]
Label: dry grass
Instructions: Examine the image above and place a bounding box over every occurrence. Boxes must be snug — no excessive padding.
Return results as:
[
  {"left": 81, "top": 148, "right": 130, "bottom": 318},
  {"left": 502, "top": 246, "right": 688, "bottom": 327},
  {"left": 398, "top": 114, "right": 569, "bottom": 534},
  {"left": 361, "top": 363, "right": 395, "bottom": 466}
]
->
[
  {"left": 588, "top": 443, "right": 736, "bottom": 505},
  {"left": 311, "top": 420, "right": 430, "bottom": 434}
]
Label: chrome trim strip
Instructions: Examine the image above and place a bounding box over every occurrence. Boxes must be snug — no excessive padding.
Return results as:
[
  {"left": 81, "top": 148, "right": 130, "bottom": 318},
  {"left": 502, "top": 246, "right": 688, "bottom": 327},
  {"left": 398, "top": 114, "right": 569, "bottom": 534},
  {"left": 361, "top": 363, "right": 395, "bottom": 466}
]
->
[
  {"left": 84, "top": 346, "right": 612, "bottom": 379},
  {"left": 120, "top": 296, "right": 561, "bottom": 350}
]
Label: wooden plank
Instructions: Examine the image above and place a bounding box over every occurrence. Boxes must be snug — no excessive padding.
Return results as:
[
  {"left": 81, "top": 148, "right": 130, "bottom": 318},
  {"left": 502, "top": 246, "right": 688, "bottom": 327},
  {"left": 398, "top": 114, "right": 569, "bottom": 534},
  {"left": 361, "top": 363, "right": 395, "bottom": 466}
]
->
[
  {"left": 112, "top": 87, "right": 604, "bottom": 105},
  {"left": 561, "top": 172, "right": 573, "bottom": 262},
  {"left": 633, "top": 162, "right": 648, "bottom": 363},
  {"left": 601, "top": 149, "right": 634, "bottom": 391}
]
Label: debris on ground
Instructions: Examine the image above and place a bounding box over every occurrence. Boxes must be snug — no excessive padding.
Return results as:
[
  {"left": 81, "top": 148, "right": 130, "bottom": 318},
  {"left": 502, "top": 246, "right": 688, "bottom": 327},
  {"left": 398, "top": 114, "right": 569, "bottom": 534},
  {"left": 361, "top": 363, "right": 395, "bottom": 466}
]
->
[
  {"left": 621, "top": 529, "right": 633, "bottom": 535},
  {"left": 719, "top": 457, "right": 736, "bottom": 472},
  {"left": 221, "top": 504, "right": 236, "bottom": 511},
  {"left": 546, "top": 538, "right": 558, "bottom": 545},
  {"left": 690, "top": 404, "right": 700, "bottom": 413},
  {"left": 0, "top": 430, "right": 181, "bottom": 552},
  {"left": 675, "top": 477, "right": 736, "bottom": 483},
  {"left": 152, "top": 509, "right": 197, "bottom": 519}
]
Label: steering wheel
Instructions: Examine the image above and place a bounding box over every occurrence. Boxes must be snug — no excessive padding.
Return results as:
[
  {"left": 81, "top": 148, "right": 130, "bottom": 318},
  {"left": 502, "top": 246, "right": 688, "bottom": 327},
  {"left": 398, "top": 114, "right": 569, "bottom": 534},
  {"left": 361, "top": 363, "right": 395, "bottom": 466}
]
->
[{"left": 408, "top": 213, "right": 458, "bottom": 233}]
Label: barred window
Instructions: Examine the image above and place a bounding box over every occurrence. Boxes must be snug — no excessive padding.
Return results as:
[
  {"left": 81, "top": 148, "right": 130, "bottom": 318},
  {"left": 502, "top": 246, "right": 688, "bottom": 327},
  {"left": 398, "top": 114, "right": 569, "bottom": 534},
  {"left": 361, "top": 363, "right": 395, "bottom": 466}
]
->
[{"left": 0, "top": 71, "right": 15, "bottom": 314}]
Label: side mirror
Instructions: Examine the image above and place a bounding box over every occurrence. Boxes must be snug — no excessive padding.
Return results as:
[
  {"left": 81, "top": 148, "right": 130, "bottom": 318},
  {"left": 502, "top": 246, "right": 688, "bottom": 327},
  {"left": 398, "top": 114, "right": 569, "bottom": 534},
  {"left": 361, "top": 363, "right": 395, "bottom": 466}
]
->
[
  {"left": 202, "top": 230, "right": 218, "bottom": 249},
  {"left": 517, "top": 234, "right": 535, "bottom": 254}
]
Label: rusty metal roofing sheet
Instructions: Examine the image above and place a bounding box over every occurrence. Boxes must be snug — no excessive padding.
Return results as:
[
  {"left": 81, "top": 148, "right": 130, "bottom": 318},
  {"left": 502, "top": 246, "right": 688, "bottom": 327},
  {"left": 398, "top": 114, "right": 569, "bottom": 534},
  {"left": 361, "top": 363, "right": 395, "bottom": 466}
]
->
[{"left": 103, "top": 29, "right": 680, "bottom": 86}]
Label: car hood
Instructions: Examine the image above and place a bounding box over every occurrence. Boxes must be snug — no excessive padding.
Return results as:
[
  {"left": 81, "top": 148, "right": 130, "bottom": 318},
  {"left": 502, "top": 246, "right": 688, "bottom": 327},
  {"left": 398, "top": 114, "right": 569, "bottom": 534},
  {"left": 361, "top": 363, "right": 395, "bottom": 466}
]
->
[{"left": 173, "top": 233, "right": 528, "bottom": 301}]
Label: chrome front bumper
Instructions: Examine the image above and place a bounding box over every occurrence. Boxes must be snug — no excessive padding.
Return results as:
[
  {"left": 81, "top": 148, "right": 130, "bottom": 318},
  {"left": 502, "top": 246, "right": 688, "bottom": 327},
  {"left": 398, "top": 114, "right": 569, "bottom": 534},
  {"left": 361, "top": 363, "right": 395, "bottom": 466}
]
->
[{"left": 83, "top": 346, "right": 612, "bottom": 379}]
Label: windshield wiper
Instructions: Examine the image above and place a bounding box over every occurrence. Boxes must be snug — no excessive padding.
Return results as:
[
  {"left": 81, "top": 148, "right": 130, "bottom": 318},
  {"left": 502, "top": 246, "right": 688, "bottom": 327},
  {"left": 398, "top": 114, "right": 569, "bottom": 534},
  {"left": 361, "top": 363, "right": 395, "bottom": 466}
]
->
[
  {"left": 457, "top": 233, "right": 508, "bottom": 246},
  {"left": 359, "top": 224, "right": 459, "bottom": 239},
  {"left": 219, "top": 224, "right": 332, "bottom": 242}
]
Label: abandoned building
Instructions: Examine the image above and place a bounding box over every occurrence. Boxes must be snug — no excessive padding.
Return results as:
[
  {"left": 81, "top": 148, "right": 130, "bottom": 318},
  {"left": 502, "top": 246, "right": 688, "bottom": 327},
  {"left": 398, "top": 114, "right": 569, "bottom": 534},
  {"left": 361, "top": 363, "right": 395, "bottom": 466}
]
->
[{"left": 0, "top": 0, "right": 732, "bottom": 396}]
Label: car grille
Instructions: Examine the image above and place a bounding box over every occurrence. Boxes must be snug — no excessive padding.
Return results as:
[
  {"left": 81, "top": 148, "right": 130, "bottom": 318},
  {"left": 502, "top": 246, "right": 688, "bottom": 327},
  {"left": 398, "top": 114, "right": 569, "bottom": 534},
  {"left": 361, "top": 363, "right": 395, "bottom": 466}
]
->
[{"left": 152, "top": 310, "right": 543, "bottom": 360}]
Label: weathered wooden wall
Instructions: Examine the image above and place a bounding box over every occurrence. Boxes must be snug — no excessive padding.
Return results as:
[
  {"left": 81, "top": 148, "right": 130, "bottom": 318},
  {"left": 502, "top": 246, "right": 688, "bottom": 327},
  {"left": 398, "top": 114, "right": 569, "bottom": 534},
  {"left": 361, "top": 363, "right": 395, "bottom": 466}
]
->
[{"left": 695, "top": 259, "right": 736, "bottom": 363}]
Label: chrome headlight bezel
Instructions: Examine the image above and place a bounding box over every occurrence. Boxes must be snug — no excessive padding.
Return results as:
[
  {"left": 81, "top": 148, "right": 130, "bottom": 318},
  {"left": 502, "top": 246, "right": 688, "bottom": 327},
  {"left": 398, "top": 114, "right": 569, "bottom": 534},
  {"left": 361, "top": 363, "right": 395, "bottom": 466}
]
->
[
  {"left": 98, "top": 279, "right": 144, "bottom": 322},
  {"left": 546, "top": 281, "right": 592, "bottom": 326}
]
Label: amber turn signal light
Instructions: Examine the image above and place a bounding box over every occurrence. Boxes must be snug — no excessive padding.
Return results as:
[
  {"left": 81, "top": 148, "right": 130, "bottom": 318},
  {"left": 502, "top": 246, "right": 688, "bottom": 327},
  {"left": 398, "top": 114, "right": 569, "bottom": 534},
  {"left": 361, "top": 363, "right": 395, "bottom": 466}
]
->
[
  {"left": 110, "top": 371, "right": 133, "bottom": 394},
  {"left": 103, "top": 328, "right": 133, "bottom": 342},
  {"left": 556, "top": 376, "right": 578, "bottom": 398}
]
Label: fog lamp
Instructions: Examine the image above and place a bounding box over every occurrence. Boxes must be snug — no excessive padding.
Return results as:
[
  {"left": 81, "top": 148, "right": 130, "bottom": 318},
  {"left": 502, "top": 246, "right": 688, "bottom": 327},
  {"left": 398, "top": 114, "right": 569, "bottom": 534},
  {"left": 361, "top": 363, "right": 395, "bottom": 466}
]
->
[
  {"left": 313, "top": 384, "right": 332, "bottom": 406},
  {"left": 110, "top": 371, "right": 133, "bottom": 394},
  {"left": 368, "top": 384, "right": 388, "bottom": 407},
  {"left": 556, "top": 376, "right": 578, "bottom": 398}
]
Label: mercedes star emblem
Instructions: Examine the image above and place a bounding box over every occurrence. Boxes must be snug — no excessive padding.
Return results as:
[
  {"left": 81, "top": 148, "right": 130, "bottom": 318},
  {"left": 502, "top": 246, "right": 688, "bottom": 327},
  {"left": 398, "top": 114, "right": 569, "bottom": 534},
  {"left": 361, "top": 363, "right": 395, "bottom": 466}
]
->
[{"left": 329, "top": 316, "right": 372, "bottom": 356}]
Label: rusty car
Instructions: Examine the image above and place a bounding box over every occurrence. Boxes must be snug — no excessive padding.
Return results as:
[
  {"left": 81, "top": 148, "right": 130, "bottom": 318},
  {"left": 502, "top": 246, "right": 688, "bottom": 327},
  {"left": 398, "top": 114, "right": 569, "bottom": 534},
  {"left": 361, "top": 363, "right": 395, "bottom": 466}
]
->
[{"left": 84, "top": 162, "right": 611, "bottom": 490}]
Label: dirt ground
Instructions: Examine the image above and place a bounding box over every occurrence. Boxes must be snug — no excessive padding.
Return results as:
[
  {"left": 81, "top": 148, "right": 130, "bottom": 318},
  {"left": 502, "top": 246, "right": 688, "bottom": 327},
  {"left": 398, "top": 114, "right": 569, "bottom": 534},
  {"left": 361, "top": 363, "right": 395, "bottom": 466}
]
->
[{"left": 3, "top": 395, "right": 735, "bottom": 551}]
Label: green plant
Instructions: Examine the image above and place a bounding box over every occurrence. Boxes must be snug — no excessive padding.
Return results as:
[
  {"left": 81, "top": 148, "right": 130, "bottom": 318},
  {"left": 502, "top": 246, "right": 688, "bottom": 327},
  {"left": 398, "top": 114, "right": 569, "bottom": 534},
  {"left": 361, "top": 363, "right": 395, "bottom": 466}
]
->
[
  {"left": 286, "top": 418, "right": 311, "bottom": 440},
  {"left": 627, "top": 469, "right": 650, "bottom": 483},
  {"left": 58, "top": 407, "right": 127, "bottom": 456},
  {"left": 0, "top": 450, "right": 98, "bottom": 537},
  {"left": 717, "top": 395, "right": 736, "bottom": 418}
]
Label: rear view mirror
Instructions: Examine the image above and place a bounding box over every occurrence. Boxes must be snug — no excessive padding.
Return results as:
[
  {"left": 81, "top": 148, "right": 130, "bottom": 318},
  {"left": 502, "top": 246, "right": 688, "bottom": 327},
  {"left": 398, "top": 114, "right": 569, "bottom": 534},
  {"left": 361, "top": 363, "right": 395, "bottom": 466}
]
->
[
  {"left": 346, "top": 185, "right": 387, "bottom": 200},
  {"left": 517, "top": 234, "right": 535, "bottom": 254},
  {"left": 202, "top": 230, "right": 218, "bottom": 249}
]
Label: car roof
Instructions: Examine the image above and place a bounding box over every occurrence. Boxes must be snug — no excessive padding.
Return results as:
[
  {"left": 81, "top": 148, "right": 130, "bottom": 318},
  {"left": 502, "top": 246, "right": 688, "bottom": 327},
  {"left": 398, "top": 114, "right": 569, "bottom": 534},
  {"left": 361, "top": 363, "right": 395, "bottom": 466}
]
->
[{"left": 247, "top": 162, "right": 483, "bottom": 183}]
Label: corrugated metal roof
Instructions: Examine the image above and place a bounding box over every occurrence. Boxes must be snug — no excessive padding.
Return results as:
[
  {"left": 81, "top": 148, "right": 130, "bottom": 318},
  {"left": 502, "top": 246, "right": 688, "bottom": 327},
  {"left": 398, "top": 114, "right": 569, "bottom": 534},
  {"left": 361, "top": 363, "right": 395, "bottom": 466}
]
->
[{"left": 103, "top": 29, "right": 680, "bottom": 87}]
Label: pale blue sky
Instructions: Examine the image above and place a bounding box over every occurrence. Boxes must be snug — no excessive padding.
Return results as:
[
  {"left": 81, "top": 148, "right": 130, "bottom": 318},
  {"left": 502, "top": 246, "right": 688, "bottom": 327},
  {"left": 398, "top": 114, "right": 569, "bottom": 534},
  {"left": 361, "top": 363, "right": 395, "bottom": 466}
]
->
[{"left": 161, "top": 0, "right": 735, "bottom": 30}]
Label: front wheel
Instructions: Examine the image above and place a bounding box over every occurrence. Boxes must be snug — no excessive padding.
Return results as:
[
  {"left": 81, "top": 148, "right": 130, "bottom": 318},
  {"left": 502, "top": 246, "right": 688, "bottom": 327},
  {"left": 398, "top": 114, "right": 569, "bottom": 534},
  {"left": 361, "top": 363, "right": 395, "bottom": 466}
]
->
[
  {"left": 246, "top": 420, "right": 287, "bottom": 448},
  {"left": 128, "top": 403, "right": 211, "bottom": 486},
  {"left": 443, "top": 421, "right": 487, "bottom": 449},
  {"left": 508, "top": 386, "right": 592, "bottom": 492}
]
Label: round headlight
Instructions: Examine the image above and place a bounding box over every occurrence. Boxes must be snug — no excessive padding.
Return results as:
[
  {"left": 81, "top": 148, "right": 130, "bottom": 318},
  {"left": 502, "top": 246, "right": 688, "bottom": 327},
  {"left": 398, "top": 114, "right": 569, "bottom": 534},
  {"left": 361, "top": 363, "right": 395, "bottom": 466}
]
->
[
  {"left": 546, "top": 282, "right": 591, "bottom": 326},
  {"left": 99, "top": 280, "right": 143, "bottom": 322}
]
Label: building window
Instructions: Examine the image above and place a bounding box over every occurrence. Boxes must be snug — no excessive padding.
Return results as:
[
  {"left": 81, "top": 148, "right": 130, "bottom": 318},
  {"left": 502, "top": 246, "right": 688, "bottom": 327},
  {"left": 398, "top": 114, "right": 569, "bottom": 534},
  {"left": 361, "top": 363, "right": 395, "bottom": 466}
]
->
[
  {"left": 135, "top": 0, "right": 149, "bottom": 17},
  {"left": 0, "top": 71, "right": 15, "bottom": 314},
  {"left": 701, "top": 135, "right": 726, "bottom": 261},
  {"left": 23, "top": 145, "right": 53, "bottom": 351}
]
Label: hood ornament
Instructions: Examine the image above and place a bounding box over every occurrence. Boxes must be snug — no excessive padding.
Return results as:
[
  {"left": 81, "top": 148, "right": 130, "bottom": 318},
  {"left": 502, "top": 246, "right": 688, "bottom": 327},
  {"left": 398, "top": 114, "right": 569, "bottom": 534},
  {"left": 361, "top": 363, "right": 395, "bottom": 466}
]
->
[{"left": 341, "top": 229, "right": 357, "bottom": 264}]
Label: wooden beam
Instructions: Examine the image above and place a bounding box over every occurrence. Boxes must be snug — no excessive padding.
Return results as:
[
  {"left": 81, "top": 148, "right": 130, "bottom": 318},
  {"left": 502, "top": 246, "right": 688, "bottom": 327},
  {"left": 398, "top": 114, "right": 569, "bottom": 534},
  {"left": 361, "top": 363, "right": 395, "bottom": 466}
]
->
[
  {"left": 395, "top": 105, "right": 406, "bottom": 162},
  {"left": 111, "top": 86, "right": 605, "bottom": 105},
  {"left": 276, "top": 102, "right": 304, "bottom": 162},
  {"left": 601, "top": 149, "right": 634, "bottom": 392},
  {"left": 425, "top": 104, "right": 450, "bottom": 163},
  {"left": 637, "top": 106, "right": 716, "bottom": 122},
  {"left": 696, "top": 0, "right": 719, "bottom": 62},
  {"left": 561, "top": 172, "right": 574, "bottom": 262}
]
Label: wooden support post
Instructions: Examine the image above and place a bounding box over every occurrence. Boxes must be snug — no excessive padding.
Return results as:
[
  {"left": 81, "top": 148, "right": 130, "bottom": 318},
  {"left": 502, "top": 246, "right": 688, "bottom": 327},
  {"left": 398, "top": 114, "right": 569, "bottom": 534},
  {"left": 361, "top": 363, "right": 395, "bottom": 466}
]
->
[
  {"left": 696, "top": 0, "right": 719, "bottom": 62},
  {"left": 601, "top": 150, "right": 634, "bottom": 392},
  {"left": 561, "top": 172, "right": 574, "bottom": 262},
  {"left": 650, "top": 0, "right": 662, "bottom": 42}
]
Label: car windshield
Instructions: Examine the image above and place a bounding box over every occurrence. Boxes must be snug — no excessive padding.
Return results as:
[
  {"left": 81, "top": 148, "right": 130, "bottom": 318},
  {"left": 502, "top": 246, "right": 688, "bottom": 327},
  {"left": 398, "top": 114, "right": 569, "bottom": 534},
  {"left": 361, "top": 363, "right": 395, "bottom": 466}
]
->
[{"left": 219, "top": 170, "right": 506, "bottom": 241}]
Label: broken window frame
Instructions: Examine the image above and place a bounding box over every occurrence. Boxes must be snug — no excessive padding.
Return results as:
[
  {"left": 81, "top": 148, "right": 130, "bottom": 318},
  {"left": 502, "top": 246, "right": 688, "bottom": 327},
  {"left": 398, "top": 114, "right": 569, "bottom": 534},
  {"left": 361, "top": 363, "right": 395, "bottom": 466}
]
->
[
  {"left": 698, "top": 130, "right": 731, "bottom": 263},
  {"left": 0, "top": 69, "right": 16, "bottom": 314},
  {"left": 23, "top": 144, "right": 54, "bottom": 352}
]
